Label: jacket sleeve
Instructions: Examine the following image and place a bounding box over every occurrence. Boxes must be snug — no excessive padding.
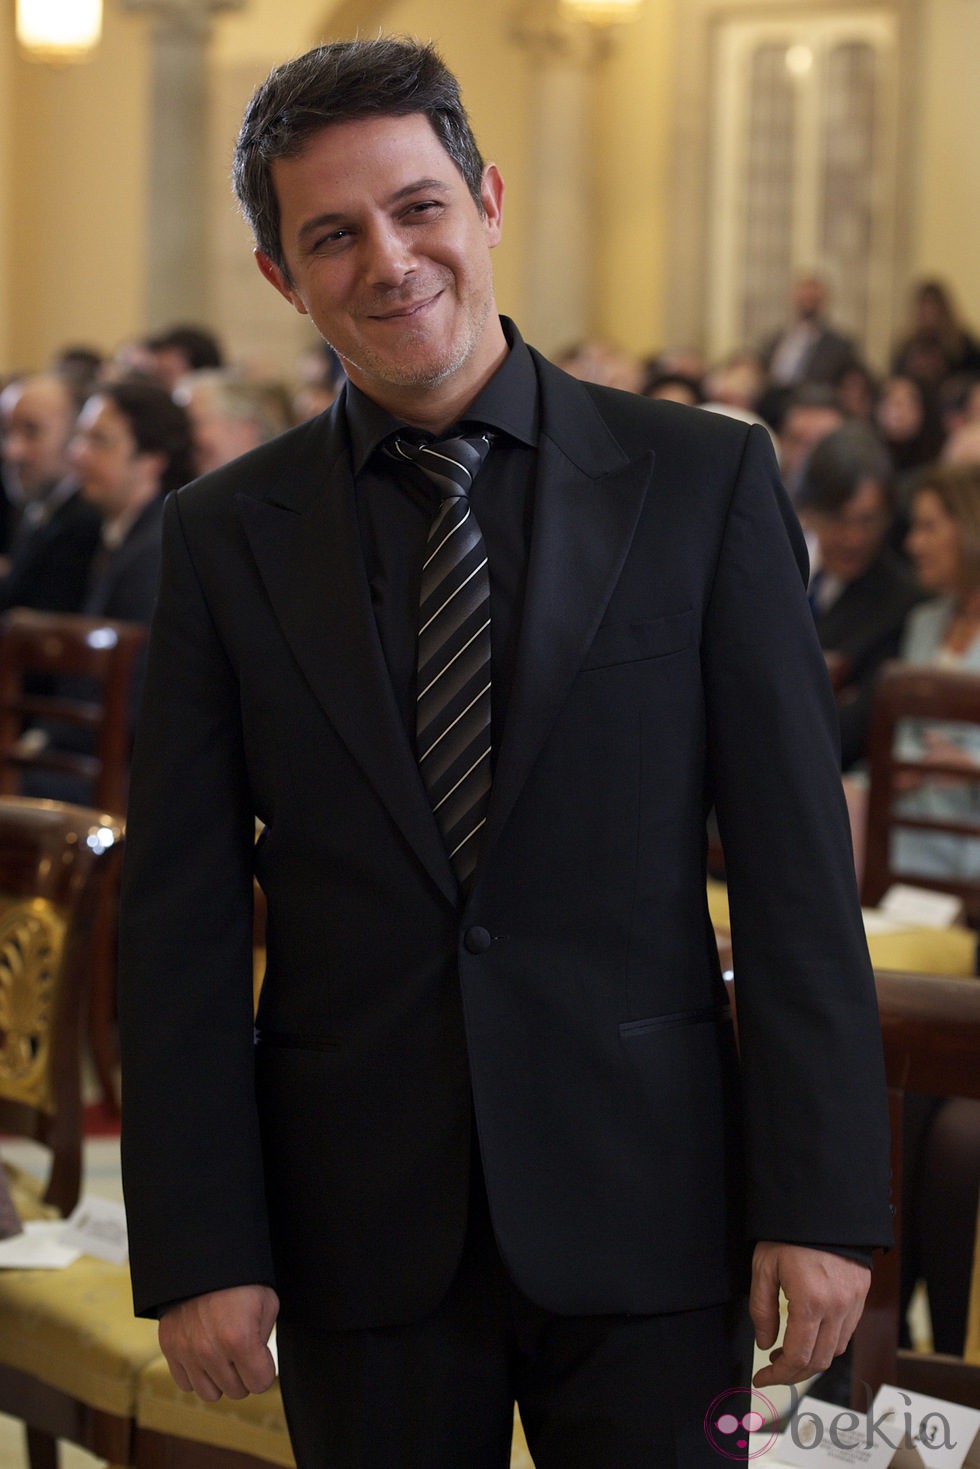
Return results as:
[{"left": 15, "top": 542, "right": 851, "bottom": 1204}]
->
[
  {"left": 701, "top": 426, "right": 892, "bottom": 1250},
  {"left": 118, "top": 490, "right": 275, "bottom": 1317}
]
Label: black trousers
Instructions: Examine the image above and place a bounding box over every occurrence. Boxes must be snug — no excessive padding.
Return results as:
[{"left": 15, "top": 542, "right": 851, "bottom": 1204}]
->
[{"left": 276, "top": 1160, "right": 753, "bottom": 1468}]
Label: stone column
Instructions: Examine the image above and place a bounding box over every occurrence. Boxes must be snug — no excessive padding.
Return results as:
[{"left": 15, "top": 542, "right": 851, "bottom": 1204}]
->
[
  {"left": 123, "top": 0, "right": 245, "bottom": 329},
  {"left": 508, "top": 0, "right": 624, "bottom": 355}
]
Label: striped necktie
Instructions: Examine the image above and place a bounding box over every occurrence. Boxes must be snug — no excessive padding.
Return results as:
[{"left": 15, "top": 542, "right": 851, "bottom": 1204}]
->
[{"left": 388, "top": 430, "right": 494, "bottom": 888}]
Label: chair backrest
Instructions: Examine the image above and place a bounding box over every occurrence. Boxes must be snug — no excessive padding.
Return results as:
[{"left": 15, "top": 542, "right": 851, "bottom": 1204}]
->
[
  {"left": 850, "top": 968, "right": 980, "bottom": 1409},
  {"left": 0, "top": 608, "right": 147, "bottom": 815},
  {"left": 0, "top": 797, "right": 125, "bottom": 1215},
  {"left": 862, "top": 661, "right": 980, "bottom": 924}
]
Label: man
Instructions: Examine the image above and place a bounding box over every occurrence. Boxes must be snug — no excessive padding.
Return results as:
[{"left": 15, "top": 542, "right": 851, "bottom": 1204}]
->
[
  {"left": 776, "top": 383, "right": 846, "bottom": 502},
  {"left": 174, "top": 369, "right": 293, "bottom": 476},
  {"left": 144, "top": 323, "right": 224, "bottom": 394},
  {"left": 798, "top": 422, "right": 926, "bottom": 769},
  {"left": 119, "top": 39, "right": 892, "bottom": 1469},
  {"left": 0, "top": 373, "right": 102, "bottom": 612},
  {"left": 760, "top": 272, "right": 858, "bottom": 389}
]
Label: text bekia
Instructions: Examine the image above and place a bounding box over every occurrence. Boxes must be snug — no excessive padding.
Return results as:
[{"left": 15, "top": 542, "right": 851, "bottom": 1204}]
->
[{"left": 772, "top": 1386, "right": 980, "bottom": 1469}]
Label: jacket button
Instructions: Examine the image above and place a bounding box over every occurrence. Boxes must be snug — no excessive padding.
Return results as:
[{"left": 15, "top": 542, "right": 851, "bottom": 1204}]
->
[{"left": 464, "top": 926, "right": 492, "bottom": 954}]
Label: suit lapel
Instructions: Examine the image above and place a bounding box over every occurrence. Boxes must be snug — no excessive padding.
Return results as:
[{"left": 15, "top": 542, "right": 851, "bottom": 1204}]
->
[
  {"left": 482, "top": 361, "right": 653, "bottom": 865},
  {"left": 237, "top": 411, "right": 457, "bottom": 906}
]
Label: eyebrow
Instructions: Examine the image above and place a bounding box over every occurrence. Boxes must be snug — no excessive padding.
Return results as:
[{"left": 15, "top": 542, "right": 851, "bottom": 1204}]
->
[{"left": 295, "top": 178, "right": 450, "bottom": 245}]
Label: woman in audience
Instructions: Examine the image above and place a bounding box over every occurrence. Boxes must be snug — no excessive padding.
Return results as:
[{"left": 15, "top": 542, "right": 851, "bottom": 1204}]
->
[
  {"left": 894, "top": 461, "right": 980, "bottom": 1363},
  {"left": 875, "top": 372, "right": 947, "bottom": 493},
  {"left": 892, "top": 278, "right": 980, "bottom": 388}
]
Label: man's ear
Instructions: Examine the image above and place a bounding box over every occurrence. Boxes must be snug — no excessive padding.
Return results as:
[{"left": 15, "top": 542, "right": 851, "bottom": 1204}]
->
[
  {"left": 254, "top": 251, "right": 309, "bottom": 317},
  {"left": 480, "top": 164, "right": 504, "bottom": 249}
]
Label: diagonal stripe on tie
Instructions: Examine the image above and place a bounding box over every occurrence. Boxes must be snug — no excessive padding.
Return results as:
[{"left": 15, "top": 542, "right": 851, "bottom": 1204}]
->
[{"left": 387, "top": 429, "right": 494, "bottom": 888}]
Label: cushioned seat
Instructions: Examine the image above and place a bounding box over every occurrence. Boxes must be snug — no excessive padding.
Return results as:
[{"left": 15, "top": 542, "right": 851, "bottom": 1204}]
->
[
  {"left": 135, "top": 1356, "right": 295, "bottom": 1467},
  {"left": 0, "top": 1259, "right": 159, "bottom": 1418}
]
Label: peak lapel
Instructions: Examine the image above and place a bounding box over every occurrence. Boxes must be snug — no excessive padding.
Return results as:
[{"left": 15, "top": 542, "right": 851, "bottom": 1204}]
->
[
  {"left": 236, "top": 434, "right": 457, "bottom": 906},
  {"left": 482, "top": 380, "right": 653, "bottom": 865}
]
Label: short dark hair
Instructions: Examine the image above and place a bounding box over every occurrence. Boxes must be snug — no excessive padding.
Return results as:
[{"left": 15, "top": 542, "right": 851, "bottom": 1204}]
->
[
  {"left": 96, "top": 380, "right": 196, "bottom": 496},
  {"left": 232, "top": 38, "right": 486, "bottom": 280},
  {"left": 798, "top": 422, "right": 895, "bottom": 516},
  {"left": 147, "top": 324, "right": 224, "bottom": 372}
]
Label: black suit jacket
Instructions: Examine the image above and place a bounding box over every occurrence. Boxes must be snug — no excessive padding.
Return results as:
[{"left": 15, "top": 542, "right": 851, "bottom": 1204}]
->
[
  {"left": 760, "top": 322, "right": 857, "bottom": 386},
  {"left": 0, "top": 487, "right": 102, "bottom": 613},
  {"left": 815, "top": 549, "right": 927, "bottom": 769},
  {"left": 119, "top": 348, "right": 892, "bottom": 1331}
]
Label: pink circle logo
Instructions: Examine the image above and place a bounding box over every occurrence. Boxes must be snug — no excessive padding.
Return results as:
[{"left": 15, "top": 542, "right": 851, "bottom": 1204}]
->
[{"left": 704, "top": 1387, "right": 780, "bottom": 1460}]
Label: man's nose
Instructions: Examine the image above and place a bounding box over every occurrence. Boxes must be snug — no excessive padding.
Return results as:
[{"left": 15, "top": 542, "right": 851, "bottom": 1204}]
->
[{"left": 363, "top": 223, "right": 415, "bottom": 286}]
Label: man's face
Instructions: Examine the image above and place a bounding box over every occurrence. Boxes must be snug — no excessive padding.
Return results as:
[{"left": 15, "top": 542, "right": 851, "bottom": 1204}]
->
[
  {"left": 793, "top": 276, "right": 825, "bottom": 320},
  {"left": 70, "top": 395, "right": 161, "bottom": 519},
  {"left": 178, "top": 384, "right": 259, "bottom": 476},
  {"left": 0, "top": 377, "right": 76, "bottom": 497},
  {"left": 255, "top": 113, "right": 506, "bottom": 428},
  {"left": 779, "top": 406, "right": 844, "bottom": 483},
  {"left": 812, "top": 478, "right": 890, "bottom": 584}
]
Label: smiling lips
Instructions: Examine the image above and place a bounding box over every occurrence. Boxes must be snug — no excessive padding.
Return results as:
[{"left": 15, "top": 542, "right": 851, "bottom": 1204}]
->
[{"left": 367, "top": 287, "right": 446, "bottom": 322}]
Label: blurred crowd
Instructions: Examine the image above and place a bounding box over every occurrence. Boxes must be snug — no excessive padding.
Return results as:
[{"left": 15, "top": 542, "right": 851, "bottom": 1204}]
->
[{"left": 2, "top": 273, "right": 980, "bottom": 786}]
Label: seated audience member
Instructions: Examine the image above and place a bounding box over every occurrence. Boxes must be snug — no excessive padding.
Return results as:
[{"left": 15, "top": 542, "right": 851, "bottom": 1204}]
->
[
  {"left": 71, "top": 379, "right": 194, "bottom": 623},
  {"left": 144, "top": 323, "right": 224, "bottom": 393},
  {"left": 700, "top": 350, "right": 765, "bottom": 412},
  {"left": 759, "top": 271, "right": 857, "bottom": 388},
  {"left": 17, "top": 382, "right": 194, "bottom": 804},
  {"left": 939, "top": 372, "right": 980, "bottom": 443},
  {"left": 798, "top": 423, "right": 926, "bottom": 770},
  {"left": 292, "top": 341, "right": 345, "bottom": 421},
  {"left": 875, "top": 373, "right": 947, "bottom": 493},
  {"left": 175, "top": 370, "right": 293, "bottom": 476},
  {"left": 944, "top": 419, "right": 980, "bottom": 467},
  {"left": 889, "top": 461, "right": 980, "bottom": 1366},
  {"left": 832, "top": 360, "right": 879, "bottom": 423},
  {"left": 50, "top": 344, "right": 105, "bottom": 403},
  {"left": 0, "top": 373, "right": 102, "bottom": 612},
  {"left": 891, "top": 278, "right": 980, "bottom": 388},
  {"left": 642, "top": 372, "right": 703, "bottom": 407},
  {"left": 776, "top": 383, "right": 845, "bottom": 501},
  {"left": 551, "top": 340, "right": 644, "bottom": 392},
  {"left": 889, "top": 462, "right": 980, "bottom": 885}
]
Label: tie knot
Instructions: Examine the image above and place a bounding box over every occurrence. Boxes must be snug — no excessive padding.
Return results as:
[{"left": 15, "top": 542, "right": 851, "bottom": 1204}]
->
[{"left": 388, "top": 429, "right": 493, "bottom": 500}]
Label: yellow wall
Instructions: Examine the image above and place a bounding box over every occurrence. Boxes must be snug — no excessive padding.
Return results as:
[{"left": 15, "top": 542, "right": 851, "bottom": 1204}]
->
[
  {"left": 0, "top": 13, "right": 13, "bottom": 370},
  {"left": 7, "top": 3, "right": 150, "bottom": 371},
  {"left": 592, "top": 0, "right": 676, "bottom": 356},
  {"left": 3, "top": 0, "right": 980, "bottom": 377},
  {"left": 914, "top": 0, "right": 980, "bottom": 332}
]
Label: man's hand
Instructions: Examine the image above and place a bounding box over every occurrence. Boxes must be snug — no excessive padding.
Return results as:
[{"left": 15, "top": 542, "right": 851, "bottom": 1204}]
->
[
  {"left": 750, "top": 1242, "right": 870, "bottom": 1388},
  {"left": 159, "top": 1284, "right": 280, "bottom": 1401}
]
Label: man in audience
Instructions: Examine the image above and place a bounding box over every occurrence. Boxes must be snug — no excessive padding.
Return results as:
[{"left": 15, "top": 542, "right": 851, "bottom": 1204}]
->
[
  {"left": 798, "top": 422, "right": 926, "bottom": 768},
  {"left": 175, "top": 370, "right": 293, "bottom": 476},
  {"left": 145, "top": 323, "right": 224, "bottom": 394},
  {"left": 777, "top": 383, "right": 846, "bottom": 501},
  {"left": 118, "top": 39, "right": 892, "bottom": 1469},
  {"left": 0, "top": 373, "right": 102, "bottom": 612},
  {"left": 760, "top": 272, "right": 858, "bottom": 388}
]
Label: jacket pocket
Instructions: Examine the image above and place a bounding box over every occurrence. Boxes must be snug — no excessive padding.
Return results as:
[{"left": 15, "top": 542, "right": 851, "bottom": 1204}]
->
[
  {"left": 581, "top": 607, "right": 695, "bottom": 670},
  {"left": 619, "top": 1003, "right": 731, "bottom": 1037}
]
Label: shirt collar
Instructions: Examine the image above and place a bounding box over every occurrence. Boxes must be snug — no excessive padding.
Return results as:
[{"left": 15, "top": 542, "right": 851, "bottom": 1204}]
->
[{"left": 345, "top": 316, "right": 539, "bottom": 476}]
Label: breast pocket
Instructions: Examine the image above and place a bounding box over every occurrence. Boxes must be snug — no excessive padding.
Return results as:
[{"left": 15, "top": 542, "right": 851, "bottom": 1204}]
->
[{"left": 580, "top": 608, "right": 696, "bottom": 671}]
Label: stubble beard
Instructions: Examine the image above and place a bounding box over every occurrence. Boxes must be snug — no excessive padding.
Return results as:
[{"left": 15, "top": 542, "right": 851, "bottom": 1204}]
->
[{"left": 325, "top": 286, "right": 495, "bottom": 396}]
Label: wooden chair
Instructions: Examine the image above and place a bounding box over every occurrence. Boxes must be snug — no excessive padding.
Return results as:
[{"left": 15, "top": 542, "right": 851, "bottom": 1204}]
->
[
  {"left": 862, "top": 662, "right": 980, "bottom": 925},
  {"left": 0, "top": 798, "right": 154, "bottom": 1469},
  {"left": 850, "top": 968, "right": 980, "bottom": 1410},
  {"left": 0, "top": 797, "right": 124, "bottom": 1216},
  {"left": 0, "top": 608, "right": 149, "bottom": 1111},
  {"left": 0, "top": 608, "right": 147, "bottom": 816}
]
